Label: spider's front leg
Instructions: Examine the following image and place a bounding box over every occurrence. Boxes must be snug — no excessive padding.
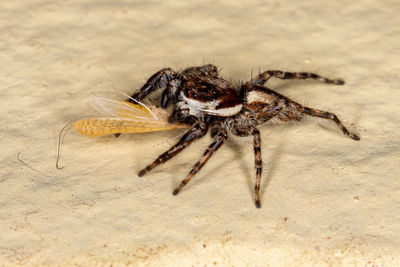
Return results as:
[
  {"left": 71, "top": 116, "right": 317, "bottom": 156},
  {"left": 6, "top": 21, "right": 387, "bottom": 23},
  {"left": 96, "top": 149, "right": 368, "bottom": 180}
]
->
[
  {"left": 251, "top": 70, "right": 344, "bottom": 86},
  {"left": 138, "top": 122, "right": 208, "bottom": 177},
  {"left": 114, "top": 68, "right": 180, "bottom": 138},
  {"left": 130, "top": 67, "right": 180, "bottom": 108},
  {"left": 173, "top": 121, "right": 227, "bottom": 195}
]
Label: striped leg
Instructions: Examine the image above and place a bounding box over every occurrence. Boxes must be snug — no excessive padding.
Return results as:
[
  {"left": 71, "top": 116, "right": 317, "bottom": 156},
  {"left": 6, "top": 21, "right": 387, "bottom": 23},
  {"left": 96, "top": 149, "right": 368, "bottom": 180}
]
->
[
  {"left": 115, "top": 68, "right": 179, "bottom": 138},
  {"left": 138, "top": 123, "right": 208, "bottom": 177},
  {"left": 252, "top": 70, "right": 344, "bottom": 86},
  {"left": 302, "top": 107, "right": 360, "bottom": 140},
  {"left": 130, "top": 67, "right": 178, "bottom": 108},
  {"left": 182, "top": 64, "right": 219, "bottom": 77},
  {"left": 252, "top": 128, "right": 262, "bottom": 208},
  {"left": 172, "top": 127, "right": 227, "bottom": 195}
]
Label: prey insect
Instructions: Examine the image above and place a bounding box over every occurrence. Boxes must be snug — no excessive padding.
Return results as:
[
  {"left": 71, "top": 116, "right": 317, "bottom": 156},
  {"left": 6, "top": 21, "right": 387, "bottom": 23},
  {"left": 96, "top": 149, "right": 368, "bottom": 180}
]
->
[
  {"left": 73, "top": 97, "right": 188, "bottom": 137},
  {"left": 56, "top": 97, "right": 187, "bottom": 169},
  {"left": 75, "top": 64, "right": 360, "bottom": 208}
]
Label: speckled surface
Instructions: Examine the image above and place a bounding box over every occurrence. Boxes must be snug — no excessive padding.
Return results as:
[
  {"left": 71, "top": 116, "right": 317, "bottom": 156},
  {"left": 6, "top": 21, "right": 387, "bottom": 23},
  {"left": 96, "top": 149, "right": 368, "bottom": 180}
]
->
[{"left": 1, "top": 0, "right": 399, "bottom": 265}]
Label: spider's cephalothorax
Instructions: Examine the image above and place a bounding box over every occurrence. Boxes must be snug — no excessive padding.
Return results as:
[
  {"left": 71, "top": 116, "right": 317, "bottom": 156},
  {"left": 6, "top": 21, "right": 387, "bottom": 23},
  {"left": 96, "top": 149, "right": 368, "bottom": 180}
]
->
[
  {"left": 130, "top": 64, "right": 220, "bottom": 108},
  {"left": 130, "top": 64, "right": 360, "bottom": 208}
]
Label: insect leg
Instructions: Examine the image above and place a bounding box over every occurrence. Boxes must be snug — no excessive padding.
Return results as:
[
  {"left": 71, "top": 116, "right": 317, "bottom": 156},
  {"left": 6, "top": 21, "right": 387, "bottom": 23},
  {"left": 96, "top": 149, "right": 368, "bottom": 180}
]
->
[
  {"left": 251, "top": 70, "right": 344, "bottom": 86},
  {"left": 138, "top": 123, "right": 208, "bottom": 177},
  {"left": 172, "top": 124, "right": 227, "bottom": 195},
  {"left": 302, "top": 107, "right": 360, "bottom": 140},
  {"left": 252, "top": 128, "right": 262, "bottom": 208}
]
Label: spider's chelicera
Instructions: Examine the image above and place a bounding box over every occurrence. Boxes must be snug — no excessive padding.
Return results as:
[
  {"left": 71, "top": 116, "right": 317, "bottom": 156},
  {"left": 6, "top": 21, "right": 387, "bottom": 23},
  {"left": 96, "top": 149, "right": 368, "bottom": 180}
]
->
[{"left": 128, "top": 64, "right": 360, "bottom": 208}]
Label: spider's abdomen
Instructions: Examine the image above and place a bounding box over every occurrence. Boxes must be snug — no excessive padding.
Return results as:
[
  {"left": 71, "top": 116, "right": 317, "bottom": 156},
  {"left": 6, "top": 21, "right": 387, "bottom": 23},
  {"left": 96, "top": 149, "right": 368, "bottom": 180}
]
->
[{"left": 243, "top": 84, "right": 304, "bottom": 124}]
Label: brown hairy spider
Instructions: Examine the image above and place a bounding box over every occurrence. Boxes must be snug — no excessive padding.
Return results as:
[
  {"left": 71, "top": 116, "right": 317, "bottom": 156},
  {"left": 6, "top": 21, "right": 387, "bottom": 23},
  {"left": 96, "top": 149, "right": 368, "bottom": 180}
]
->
[{"left": 128, "top": 64, "right": 360, "bottom": 208}]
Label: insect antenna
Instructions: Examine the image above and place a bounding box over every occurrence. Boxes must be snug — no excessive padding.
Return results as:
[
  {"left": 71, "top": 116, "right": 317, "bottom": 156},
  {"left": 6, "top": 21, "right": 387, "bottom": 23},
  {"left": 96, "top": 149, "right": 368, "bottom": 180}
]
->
[
  {"left": 56, "top": 121, "right": 76, "bottom": 169},
  {"left": 55, "top": 117, "right": 90, "bottom": 169}
]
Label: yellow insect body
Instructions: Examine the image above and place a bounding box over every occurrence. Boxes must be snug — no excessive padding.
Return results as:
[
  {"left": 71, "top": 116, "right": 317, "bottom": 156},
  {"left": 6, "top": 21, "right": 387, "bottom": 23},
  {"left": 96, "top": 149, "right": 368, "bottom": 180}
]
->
[{"left": 73, "top": 97, "right": 187, "bottom": 137}]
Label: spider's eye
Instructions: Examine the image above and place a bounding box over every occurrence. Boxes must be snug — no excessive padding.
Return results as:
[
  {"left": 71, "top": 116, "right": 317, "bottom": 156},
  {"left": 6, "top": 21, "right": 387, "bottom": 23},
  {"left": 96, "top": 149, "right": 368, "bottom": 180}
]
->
[
  {"left": 212, "top": 90, "right": 217, "bottom": 96},
  {"left": 184, "top": 88, "right": 189, "bottom": 96},
  {"left": 192, "top": 93, "right": 198, "bottom": 99}
]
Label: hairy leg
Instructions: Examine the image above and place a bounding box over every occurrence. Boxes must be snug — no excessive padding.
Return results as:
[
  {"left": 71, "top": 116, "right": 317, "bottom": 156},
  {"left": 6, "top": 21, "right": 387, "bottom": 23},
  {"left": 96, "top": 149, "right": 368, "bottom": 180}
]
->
[
  {"left": 302, "top": 107, "right": 360, "bottom": 140},
  {"left": 113, "top": 68, "right": 179, "bottom": 138},
  {"left": 130, "top": 67, "right": 178, "bottom": 108},
  {"left": 252, "top": 128, "right": 263, "bottom": 208},
  {"left": 138, "top": 123, "right": 208, "bottom": 177},
  {"left": 173, "top": 122, "right": 227, "bottom": 195},
  {"left": 251, "top": 70, "right": 344, "bottom": 86},
  {"left": 182, "top": 64, "right": 219, "bottom": 77}
]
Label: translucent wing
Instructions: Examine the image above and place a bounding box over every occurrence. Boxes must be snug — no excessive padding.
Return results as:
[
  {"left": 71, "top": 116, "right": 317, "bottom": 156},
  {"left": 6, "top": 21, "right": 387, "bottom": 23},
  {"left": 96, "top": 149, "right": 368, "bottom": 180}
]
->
[
  {"left": 88, "top": 97, "right": 155, "bottom": 119},
  {"left": 73, "top": 97, "right": 188, "bottom": 137}
]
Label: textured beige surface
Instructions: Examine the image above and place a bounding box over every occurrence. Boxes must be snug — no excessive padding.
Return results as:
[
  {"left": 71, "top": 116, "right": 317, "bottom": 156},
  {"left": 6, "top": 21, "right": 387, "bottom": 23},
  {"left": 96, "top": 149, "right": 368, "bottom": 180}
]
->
[{"left": 1, "top": 0, "right": 400, "bottom": 266}]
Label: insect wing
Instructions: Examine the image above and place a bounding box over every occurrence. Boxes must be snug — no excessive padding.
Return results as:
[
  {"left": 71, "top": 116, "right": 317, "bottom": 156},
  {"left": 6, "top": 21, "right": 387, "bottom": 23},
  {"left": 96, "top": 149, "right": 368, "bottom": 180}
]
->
[
  {"left": 88, "top": 97, "right": 153, "bottom": 119},
  {"left": 73, "top": 97, "right": 188, "bottom": 137}
]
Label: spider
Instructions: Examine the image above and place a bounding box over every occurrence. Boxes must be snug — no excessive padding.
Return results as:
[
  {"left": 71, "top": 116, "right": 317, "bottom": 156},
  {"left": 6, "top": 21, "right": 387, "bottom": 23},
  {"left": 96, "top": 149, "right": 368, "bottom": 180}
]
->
[{"left": 128, "top": 64, "right": 360, "bottom": 208}]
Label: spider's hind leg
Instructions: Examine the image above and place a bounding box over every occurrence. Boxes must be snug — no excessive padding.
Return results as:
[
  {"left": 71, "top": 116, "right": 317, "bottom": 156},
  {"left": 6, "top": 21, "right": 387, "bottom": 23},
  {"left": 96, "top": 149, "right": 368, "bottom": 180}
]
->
[
  {"left": 252, "top": 70, "right": 344, "bottom": 86},
  {"left": 302, "top": 107, "right": 360, "bottom": 141}
]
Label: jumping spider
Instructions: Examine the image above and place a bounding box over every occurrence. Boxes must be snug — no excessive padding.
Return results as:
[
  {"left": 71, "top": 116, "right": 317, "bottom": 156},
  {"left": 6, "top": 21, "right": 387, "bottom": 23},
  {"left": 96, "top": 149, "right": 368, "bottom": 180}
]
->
[{"left": 128, "top": 64, "right": 360, "bottom": 208}]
